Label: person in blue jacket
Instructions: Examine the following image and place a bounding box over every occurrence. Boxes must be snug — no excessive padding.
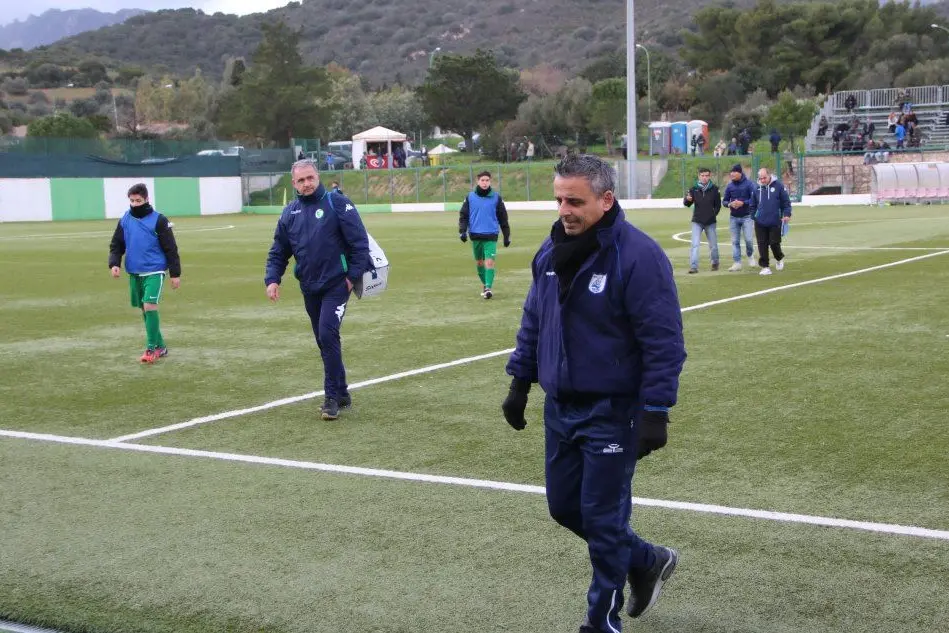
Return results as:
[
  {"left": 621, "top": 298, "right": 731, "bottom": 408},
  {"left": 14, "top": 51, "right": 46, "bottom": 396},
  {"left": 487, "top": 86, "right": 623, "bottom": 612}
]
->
[
  {"left": 502, "top": 154, "right": 687, "bottom": 633},
  {"left": 721, "top": 163, "right": 756, "bottom": 271},
  {"left": 265, "top": 159, "right": 372, "bottom": 421},
  {"left": 750, "top": 167, "right": 792, "bottom": 276}
]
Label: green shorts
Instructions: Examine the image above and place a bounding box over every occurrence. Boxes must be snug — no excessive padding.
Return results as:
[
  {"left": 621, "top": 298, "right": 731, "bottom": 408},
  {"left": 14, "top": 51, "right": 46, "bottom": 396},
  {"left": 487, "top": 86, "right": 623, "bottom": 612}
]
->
[
  {"left": 129, "top": 273, "right": 165, "bottom": 308},
  {"left": 471, "top": 239, "right": 498, "bottom": 262}
]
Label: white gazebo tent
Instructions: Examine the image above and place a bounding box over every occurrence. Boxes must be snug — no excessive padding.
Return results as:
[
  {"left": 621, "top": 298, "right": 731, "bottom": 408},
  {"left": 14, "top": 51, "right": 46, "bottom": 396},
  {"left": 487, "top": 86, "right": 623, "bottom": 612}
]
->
[
  {"left": 428, "top": 143, "right": 457, "bottom": 155},
  {"left": 352, "top": 126, "right": 408, "bottom": 170}
]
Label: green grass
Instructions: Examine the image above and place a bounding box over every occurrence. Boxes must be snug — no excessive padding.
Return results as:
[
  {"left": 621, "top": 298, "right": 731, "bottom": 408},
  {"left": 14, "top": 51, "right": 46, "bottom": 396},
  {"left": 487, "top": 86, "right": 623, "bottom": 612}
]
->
[
  {"left": 248, "top": 162, "right": 560, "bottom": 206},
  {"left": 1, "top": 206, "right": 949, "bottom": 633}
]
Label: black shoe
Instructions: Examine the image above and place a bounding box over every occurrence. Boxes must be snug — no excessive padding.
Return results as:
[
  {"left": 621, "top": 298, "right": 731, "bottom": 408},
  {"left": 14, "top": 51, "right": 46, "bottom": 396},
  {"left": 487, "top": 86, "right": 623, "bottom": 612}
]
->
[
  {"left": 320, "top": 398, "right": 340, "bottom": 420},
  {"left": 338, "top": 394, "right": 352, "bottom": 409},
  {"left": 626, "top": 545, "right": 678, "bottom": 618},
  {"left": 483, "top": 287, "right": 493, "bottom": 299}
]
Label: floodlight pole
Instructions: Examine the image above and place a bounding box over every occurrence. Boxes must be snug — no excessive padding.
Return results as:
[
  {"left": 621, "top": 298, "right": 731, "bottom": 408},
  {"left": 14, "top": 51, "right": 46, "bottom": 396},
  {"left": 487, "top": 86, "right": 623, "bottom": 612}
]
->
[{"left": 626, "top": 0, "right": 637, "bottom": 199}]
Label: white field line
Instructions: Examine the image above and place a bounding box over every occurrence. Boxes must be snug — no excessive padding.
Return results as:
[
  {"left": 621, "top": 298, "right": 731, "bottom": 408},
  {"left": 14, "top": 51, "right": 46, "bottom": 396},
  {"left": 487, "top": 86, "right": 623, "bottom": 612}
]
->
[
  {"left": 108, "top": 348, "right": 514, "bottom": 442},
  {"left": 0, "top": 225, "right": 236, "bottom": 241},
  {"left": 670, "top": 231, "right": 949, "bottom": 251},
  {"left": 2, "top": 428, "right": 948, "bottom": 542},
  {"left": 109, "top": 249, "right": 949, "bottom": 443},
  {"left": 0, "top": 619, "right": 66, "bottom": 633}
]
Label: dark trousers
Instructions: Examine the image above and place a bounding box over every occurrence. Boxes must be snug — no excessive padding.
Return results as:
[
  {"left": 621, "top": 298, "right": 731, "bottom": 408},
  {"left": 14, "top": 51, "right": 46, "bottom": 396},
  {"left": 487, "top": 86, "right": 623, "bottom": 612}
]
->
[
  {"left": 303, "top": 281, "right": 351, "bottom": 400},
  {"left": 754, "top": 222, "right": 784, "bottom": 269},
  {"left": 544, "top": 394, "right": 656, "bottom": 633}
]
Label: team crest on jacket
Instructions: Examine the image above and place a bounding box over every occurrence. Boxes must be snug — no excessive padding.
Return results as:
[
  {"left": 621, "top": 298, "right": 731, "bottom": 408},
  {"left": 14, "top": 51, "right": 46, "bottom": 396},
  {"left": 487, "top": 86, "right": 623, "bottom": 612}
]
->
[
  {"left": 315, "top": 209, "right": 324, "bottom": 219},
  {"left": 588, "top": 273, "right": 607, "bottom": 294}
]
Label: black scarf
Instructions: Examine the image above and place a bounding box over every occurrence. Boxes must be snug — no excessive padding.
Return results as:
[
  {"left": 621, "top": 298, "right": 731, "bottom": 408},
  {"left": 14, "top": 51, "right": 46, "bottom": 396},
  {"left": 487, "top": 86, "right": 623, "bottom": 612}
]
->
[
  {"left": 475, "top": 186, "right": 492, "bottom": 197},
  {"left": 130, "top": 203, "right": 153, "bottom": 218},
  {"left": 551, "top": 203, "right": 620, "bottom": 302}
]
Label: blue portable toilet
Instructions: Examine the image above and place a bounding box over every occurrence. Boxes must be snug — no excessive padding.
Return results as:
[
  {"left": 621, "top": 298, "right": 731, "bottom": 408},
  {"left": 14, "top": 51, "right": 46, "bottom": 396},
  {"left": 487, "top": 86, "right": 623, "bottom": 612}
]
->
[
  {"left": 671, "top": 121, "right": 689, "bottom": 155},
  {"left": 648, "top": 122, "right": 671, "bottom": 156}
]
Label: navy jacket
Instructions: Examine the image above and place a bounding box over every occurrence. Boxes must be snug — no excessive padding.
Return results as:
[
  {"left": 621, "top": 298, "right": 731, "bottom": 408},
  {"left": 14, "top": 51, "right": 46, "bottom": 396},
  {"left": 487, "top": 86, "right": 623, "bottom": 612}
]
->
[
  {"left": 265, "top": 184, "right": 371, "bottom": 295},
  {"left": 721, "top": 174, "right": 755, "bottom": 218},
  {"left": 506, "top": 209, "right": 686, "bottom": 408},
  {"left": 750, "top": 177, "right": 792, "bottom": 227}
]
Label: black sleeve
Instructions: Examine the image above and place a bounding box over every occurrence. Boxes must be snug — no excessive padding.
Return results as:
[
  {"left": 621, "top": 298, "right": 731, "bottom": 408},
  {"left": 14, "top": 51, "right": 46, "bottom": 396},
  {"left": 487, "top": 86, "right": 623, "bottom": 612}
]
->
[
  {"left": 496, "top": 196, "right": 510, "bottom": 241},
  {"left": 458, "top": 197, "right": 470, "bottom": 235},
  {"left": 108, "top": 220, "right": 125, "bottom": 269},
  {"left": 713, "top": 187, "right": 722, "bottom": 216},
  {"left": 155, "top": 215, "right": 182, "bottom": 277}
]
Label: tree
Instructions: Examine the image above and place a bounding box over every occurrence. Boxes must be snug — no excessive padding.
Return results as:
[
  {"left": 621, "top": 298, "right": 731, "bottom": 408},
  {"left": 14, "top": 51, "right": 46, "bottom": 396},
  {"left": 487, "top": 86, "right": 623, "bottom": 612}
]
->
[
  {"left": 115, "top": 94, "right": 143, "bottom": 137},
  {"left": 764, "top": 91, "right": 818, "bottom": 150},
  {"left": 215, "top": 22, "right": 333, "bottom": 144},
  {"left": 77, "top": 59, "right": 110, "bottom": 85},
  {"left": 26, "top": 63, "right": 69, "bottom": 88},
  {"left": 28, "top": 112, "right": 97, "bottom": 138},
  {"left": 326, "top": 69, "right": 373, "bottom": 140},
  {"left": 589, "top": 78, "right": 626, "bottom": 154},
  {"left": 417, "top": 49, "right": 526, "bottom": 152},
  {"left": 2, "top": 77, "right": 28, "bottom": 96},
  {"left": 369, "top": 87, "right": 428, "bottom": 136},
  {"left": 68, "top": 98, "right": 101, "bottom": 119},
  {"left": 116, "top": 66, "right": 146, "bottom": 87}
]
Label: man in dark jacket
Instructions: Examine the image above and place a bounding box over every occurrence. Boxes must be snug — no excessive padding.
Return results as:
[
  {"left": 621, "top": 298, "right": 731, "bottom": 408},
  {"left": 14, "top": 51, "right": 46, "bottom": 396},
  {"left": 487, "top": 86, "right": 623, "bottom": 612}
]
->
[
  {"left": 769, "top": 129, "right": 782, "bottom": 153},
  {"left": 459, "top": 171, "right": 511, "bottom": 299},
  {"left": 502, "top": 155, "right": 686, "bottom": 633},
  {"left": 684, "top": 167, "right": 721, "bottom": 273},
  {"left": 265, "top": 159, "right": 372, "bottom": 420},
  {"left": 721, "top": 163, "right": 756, "bottom": 271},
  {"left": 749, "top": 167, "right": 792, "bottom": 276}
]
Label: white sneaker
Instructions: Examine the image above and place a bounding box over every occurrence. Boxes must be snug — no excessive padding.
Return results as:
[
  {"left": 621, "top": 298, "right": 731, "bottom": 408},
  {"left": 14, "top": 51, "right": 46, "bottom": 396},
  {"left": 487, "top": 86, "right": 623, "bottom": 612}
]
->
[
  {"left": 728, "top": 262, "right": 742, "bottom": 272},
  {"left": 759, "top": 267, "right": 772, "bottom": 276},
  {"left": 776, "top": 258, "right": 785, "bottom": 271}
]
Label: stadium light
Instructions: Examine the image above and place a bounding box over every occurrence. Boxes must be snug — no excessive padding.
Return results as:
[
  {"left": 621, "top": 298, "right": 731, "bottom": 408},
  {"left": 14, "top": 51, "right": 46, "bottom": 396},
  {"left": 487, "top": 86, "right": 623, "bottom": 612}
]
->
[
  {"left": 626, "top": 0, "right": 637, "bottom": 198},
  {"left": 636, "top": 43, "right": 651, "bottom": 126},
  {"left": 428, "top": 47, "right": 442, "bottom": 69}
]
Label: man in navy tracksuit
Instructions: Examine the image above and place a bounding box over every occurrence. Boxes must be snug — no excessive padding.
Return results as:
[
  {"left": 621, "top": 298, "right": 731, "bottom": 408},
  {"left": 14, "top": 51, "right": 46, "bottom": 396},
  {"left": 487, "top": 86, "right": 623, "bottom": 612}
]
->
[
  {"left": 749, "top": 167, "right": 792, "bottom": 276},
  {"left": 265, "top": 159, "right": 372, "bottom": 420},
  {"left": 502, "top": 155, "right": 687, "bottom": 633},
  {"left": 721, "top": 164, "right": 756, "bottom": 271}
]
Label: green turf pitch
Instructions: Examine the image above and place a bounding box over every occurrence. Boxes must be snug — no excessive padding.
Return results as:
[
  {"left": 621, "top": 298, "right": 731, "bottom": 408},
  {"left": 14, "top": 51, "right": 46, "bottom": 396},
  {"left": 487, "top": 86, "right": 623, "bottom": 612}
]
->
[{"left": 1, "top": 206, "right": 948, "bottom": 633}]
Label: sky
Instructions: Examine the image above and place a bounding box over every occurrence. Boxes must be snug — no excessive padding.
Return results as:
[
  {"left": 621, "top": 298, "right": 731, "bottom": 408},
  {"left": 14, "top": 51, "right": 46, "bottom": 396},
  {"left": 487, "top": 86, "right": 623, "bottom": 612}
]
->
[{"left": 0, "top": 1, "right": 292, "bottom": 26}]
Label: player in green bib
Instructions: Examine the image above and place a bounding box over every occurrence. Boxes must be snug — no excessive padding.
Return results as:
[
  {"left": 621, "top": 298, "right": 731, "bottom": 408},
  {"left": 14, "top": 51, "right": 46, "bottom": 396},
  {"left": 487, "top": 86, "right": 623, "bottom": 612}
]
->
[
  {"left": 108, "top": 183, "right": 181, "bottom": 363},
  {"left": 458, "top": 171, "right": 511, "bottom": 299}
]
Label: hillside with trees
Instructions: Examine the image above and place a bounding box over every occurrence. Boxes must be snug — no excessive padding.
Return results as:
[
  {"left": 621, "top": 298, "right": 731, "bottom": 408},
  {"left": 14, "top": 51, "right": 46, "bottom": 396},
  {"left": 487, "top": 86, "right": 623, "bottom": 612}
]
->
[{"left": 3, "top": 0, "right": 949, "bottom": 156}]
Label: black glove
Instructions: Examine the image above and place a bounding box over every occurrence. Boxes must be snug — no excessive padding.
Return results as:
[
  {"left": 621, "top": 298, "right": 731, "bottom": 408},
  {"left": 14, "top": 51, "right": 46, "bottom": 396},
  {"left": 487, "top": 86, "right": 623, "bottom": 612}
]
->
[
  {"left": 460, "top": 233, "right": 468, "bottom": 243},
  {"left": 503, "top": 238, "right": 511, "bottom": 248},
  {"left": 637, "top": 409, "right": 669, "bottom": 459},
  {"left": 502, "top": 378, "right": 531, "bottom": 430}
]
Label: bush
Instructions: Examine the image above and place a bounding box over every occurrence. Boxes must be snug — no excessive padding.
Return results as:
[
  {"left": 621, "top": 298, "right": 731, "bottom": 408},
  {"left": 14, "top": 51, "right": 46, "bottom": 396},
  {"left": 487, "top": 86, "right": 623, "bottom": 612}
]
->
[
  {"left": 2, "top": 77, "right": 29, "bottom": 95},
  {"left": 28, "top": 103, "right": 51, "bottom": 117},
  {"left": 28, "top": 90, "right": 50, "bottom": 105},
  {"left": 27, "top": 111, "right": 98, "bottom": 138}
]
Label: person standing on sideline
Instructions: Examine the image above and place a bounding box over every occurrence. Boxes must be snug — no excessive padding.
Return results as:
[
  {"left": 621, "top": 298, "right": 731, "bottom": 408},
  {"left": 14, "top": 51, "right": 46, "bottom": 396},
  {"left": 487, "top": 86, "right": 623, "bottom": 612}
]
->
[
  {"left": 502, "top": 155, "right": 686, "bottom": 633},
  {"left": 750, "top": 167, "right": 792, "bottom": 276},
  {"left": 721, "top": 163, "right": 756, "bottom": 271},
  {"left": 459, "top": 171, "right": 511, "bottom": 299},
  {"left": 108, "top": 183, "right": 181, "bottom": 364},
  {"left": 683, "top": 167, "right": 721, "bottom": 274},
  {"left": 265, "top": 159, "right": 372, "bottom": 421}
]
